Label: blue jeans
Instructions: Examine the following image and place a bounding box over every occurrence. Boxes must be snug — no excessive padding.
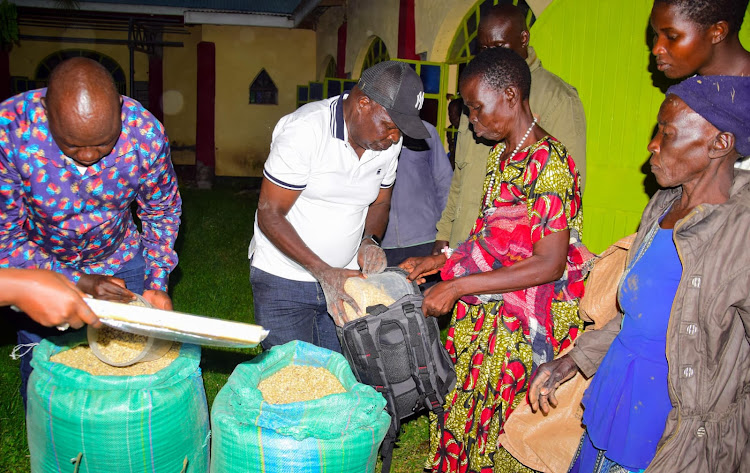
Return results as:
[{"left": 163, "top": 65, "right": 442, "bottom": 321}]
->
[
  {"left": 250, "top": 265, "right": 341, "bottom": 353},
  {"left": 17, "top": 251, "right": 146, "bottom": 407}
]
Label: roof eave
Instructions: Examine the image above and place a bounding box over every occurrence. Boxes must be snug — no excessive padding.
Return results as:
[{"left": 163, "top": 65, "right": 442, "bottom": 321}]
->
[
  {"left": 184, "top": 11, "right": 293, "bottom": 28},
  {"left": 14, "top": 0, "right": 315, "bottom": 28}
]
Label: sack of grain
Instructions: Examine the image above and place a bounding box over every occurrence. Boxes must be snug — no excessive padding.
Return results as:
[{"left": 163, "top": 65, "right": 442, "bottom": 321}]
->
[
  {"left": 27, "top": 331, "right": 210, "bottom": 473},
  {"left": 210, "top": 340, "right": 391, "bottom": 473}
]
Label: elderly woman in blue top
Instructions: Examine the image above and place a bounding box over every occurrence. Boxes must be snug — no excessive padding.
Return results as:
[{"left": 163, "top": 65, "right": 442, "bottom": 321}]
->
[{"left": 529, "top": 76, "right": 750, "bottom": 473}]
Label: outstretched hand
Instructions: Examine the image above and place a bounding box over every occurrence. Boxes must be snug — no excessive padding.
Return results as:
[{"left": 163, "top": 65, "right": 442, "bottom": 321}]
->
[
  {"left": 312, "top": 266, "right": 364, "bottom": 326},
  {"left": 528, "top": 354, "right": 579, "bottom": 415},
  {"left": 399, "top": 254, "right": 447, "bottom": 284},
  {"left": 421, "top": 281, "right": 461, "bottom": 317},
  {"left": 6, "top": 269, "right": 100, "bottom": 329},
  {"left": 431, "top": 240, "right": 449, "bottom": 256}
]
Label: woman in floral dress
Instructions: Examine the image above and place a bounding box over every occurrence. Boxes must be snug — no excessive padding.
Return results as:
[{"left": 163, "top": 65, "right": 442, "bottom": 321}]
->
[{"left": 400, "top": 47, "right": 592, "bottom": 473}]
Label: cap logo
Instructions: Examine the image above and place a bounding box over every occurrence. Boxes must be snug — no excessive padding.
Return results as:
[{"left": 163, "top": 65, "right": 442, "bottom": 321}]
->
[{"left": 415, "top": 91, "right": 424, "bottom": 110}]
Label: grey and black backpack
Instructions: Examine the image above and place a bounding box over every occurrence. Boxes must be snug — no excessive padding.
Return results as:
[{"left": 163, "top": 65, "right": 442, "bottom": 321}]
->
[{"left": 337, "top": 270, "right": 456, "bottom": 473}]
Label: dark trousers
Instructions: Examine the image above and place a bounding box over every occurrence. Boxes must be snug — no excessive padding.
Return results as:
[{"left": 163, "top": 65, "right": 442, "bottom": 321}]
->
[
  {"left": 383, "top": 241, "right": 435, "bottom": 267},
  {"left": 17, "top": 251, "right": 146, "bottom": 407},
  {"left": 250, "top": 265, "right": 341, "bottom": 353}
]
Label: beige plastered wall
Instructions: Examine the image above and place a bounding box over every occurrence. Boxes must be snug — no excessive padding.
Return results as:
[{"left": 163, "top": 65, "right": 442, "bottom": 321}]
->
[
  {"left": 316, "top": 6, "right": 344, "bottom": 80},
  {"left": 10, "top": 25, "right": 149, "bottom": 84},
  {"left": 162, "top": 26, "right": 200, "bottom": 166},
  {"left": 344, "top": 0, "right": 400, "bottom": 78},
  {"left": 201, "top": 25, "right": 316, "bottom": 176},
  {"left": 11, "top": 24, "right": 196, "bottom": 166}
]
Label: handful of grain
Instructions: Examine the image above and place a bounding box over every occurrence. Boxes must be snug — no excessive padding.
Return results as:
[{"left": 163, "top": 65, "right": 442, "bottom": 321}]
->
[
  {"left": 50, "top": 342, "right": 180, "bottom": 376},
  {"left": 258, "top": 365, "right": 345, "bottom": 404},
  {"left": 343, "top": 277, "right": 395, "bottom": 321}
]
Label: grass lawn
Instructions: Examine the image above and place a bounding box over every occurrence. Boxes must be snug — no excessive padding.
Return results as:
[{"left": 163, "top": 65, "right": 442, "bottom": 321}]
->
[{"left": 0, "top": 183, "right": 430, "bottom": 473}]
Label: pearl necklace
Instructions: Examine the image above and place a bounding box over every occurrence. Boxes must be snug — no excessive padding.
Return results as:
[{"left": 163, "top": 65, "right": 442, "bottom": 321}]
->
[{"left": 483, "top": 116, "right": 538, "bottom": 207}]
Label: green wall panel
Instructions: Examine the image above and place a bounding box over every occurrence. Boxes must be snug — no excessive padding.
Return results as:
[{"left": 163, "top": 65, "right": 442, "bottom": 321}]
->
[
  {"left": 531, "top": 0, "right": 750, "bottom": 253},
  {"left": 530, "top": 0, "right": 663, "bottom": 253},
  {"left": 741, "top": 8, "right": 750, "bottom": 49}
]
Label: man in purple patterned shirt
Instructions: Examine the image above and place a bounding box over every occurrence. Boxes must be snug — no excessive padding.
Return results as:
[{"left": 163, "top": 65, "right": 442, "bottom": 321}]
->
[{"left": 0, "top": 58, "right": 181, "bottom": 403}]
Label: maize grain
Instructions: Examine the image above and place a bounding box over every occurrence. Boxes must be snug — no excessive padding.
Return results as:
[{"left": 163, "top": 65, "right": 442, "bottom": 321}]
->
[
  {"left": 343, "top": 277, "right": 395, "bottom": 321},
  {"left": 258, "top": 365, "right": 345, "bottom": 404},
  {"left": 50, "top": 342, "right": 180, "bottom": 376}
]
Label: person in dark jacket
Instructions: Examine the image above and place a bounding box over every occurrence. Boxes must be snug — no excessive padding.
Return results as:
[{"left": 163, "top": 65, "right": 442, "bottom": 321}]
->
[{"left": 529, "top": 75, "right": 750, "bottom": 473}]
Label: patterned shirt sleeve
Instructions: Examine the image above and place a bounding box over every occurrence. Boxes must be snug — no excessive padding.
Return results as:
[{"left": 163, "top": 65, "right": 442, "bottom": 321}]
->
[
  {"left": 135, "top": 129, "right": 182, "bottom": 291},
  {"left": 0, "top": 112, "right": 82, "bottom": 280},
  {"left": 524, "top": 139, "right": 579, "bottom": 244}
]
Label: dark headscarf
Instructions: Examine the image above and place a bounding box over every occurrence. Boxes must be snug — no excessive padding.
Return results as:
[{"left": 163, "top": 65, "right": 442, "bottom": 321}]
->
[{"left": 666, "top": 75, "right": 750, "bottom": 156}]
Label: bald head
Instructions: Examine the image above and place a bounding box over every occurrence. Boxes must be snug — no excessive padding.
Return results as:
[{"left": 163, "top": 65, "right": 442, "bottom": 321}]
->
[
  {"left": 477, "top": 3, "right": 530, "bottom": 59},
  {"left": 44, "top": 57, "right": 122, "bottom": 166}
]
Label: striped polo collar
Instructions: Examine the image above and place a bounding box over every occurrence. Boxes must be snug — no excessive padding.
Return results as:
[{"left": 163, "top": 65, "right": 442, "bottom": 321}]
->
[{"left": 329, "top": 94, "right": 347, "bottom": 141}]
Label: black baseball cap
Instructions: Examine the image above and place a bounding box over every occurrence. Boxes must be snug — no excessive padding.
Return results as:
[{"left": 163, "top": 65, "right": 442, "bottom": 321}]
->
[{"left": 358, "top": 61, "right": 430, "bottom": 139}]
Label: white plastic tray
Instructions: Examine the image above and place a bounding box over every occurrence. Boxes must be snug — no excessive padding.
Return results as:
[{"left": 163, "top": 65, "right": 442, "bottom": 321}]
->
[{"left": 84, "top": 298, "right": 269, "bottom": 348}]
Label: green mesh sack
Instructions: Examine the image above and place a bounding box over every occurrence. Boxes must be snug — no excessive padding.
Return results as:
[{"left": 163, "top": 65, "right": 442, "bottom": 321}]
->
[
  {"left": 210, "top": 340, "right": 391, "bottom": 473},
  {"left": 27, "top": 331, "right": 210, "bottom": 473}
]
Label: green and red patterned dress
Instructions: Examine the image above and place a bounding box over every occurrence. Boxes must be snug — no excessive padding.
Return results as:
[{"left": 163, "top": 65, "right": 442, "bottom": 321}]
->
[{"left": 428, "top": 136, "right": 587, "bottom": 473}]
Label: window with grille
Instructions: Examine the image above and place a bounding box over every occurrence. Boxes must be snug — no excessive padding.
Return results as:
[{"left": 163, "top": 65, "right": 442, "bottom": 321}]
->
[{"left": 249, "top": 69, "right": 278, "bottom": 105}]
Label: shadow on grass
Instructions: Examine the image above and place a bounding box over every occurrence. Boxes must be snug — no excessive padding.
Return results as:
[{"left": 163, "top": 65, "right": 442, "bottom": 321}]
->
[
  {"left": 200, "top": 346, "right": 258, "bottom": 375},
  {"left": 0, "top": 307, "right": 19, "bottom": 345}
]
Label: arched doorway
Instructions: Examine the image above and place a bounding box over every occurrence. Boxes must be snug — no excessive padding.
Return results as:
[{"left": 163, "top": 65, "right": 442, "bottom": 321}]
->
[
  {"left": 360, "top": 36, "right": 390, "bottom": 75},
  {"left": 320, "top": 55, "right": 337, "bottom": 81}
]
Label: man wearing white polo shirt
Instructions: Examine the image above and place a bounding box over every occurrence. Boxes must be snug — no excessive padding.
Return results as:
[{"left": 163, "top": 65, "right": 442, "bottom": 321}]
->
[{"left": 249, "top": 61, "right": 429, "bottom": 352}]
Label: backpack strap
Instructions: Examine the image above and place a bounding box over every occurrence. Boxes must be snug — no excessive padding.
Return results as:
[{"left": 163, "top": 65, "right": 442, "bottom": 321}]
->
[
  {"left": 380, "top": 430, "right": 396, "bottom": 473},
  {"left": 354, "top": 320, "right": 387, "bottom": 392},
  {"left": 402, "top": 300, "right": 450, "bottom": 473},
  {"left": 402, "top": 302, "right": 442, "bottom": 413},
  {"left": 353, "top": 320, "right": 402, "bottom": 473}
]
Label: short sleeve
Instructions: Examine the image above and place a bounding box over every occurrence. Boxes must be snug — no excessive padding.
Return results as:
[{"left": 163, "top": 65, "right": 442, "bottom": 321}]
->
[
  {"left": 263, "top": 115, "right": 320, "bottom": 191},
  {"left": 524, "top": 140, "right": 579, "bottom": 243},
  {"left": 380, "top": 139, "right": 401, "bottom": 188}
]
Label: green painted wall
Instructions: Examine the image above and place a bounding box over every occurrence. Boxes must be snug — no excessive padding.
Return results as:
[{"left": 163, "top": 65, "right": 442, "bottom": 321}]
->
[
  {"left": 531, "top": 0, "right": 664, "bottom": 253},
  {"left": 532, "top": 0, "right": 750, "bottom": 253}
]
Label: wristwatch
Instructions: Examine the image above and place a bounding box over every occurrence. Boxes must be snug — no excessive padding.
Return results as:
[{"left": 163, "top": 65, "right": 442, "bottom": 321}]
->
[{"left": 362, "top": 234, "right": 381, "bottom": 247}]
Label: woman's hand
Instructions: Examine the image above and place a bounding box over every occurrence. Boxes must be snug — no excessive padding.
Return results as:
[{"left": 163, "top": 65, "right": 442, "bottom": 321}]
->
[
  {"left": 431, "top": 240, "right": 449, "bottom": 256},
  {"left": 421, "top": 281, "right": 461, "bottom": 317},
  {"left": 77, "top": 274, "right": 136, "bottom": 303},
  {"left": 142, "top": 289, "right": 173, "bottom": 310},
  {"left": 528, "top": 354, "right": 579, "bottom": 415},
  {"left": 399, "top": 254, "right": 447, "bottom": 283}
]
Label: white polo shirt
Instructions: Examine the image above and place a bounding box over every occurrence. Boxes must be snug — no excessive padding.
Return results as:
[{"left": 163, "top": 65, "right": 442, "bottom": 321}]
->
[{"left": 249, "top": 95, "right": 401, "bottom": 282}]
